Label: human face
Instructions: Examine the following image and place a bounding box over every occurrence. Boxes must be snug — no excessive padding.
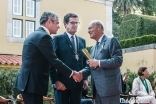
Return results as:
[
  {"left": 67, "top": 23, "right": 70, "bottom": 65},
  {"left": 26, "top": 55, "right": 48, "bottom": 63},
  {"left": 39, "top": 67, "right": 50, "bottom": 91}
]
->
[
  {"left": 142, "top": 69, "right": 149, "bottom": 78},
  {"left": 64, "top": 17, "right": 79, "bottom": 35},
  {"left": 88, "top": 23, "right": 99, "bottom": 40},
  {"left": 48, "top": 18, "right": 60, "bottom": 34}
]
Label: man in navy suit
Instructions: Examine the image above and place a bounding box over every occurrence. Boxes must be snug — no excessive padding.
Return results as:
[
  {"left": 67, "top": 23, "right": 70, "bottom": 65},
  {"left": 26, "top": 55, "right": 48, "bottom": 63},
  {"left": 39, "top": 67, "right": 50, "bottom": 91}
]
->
[
  {"left": 81, "top": 20, "right": 123, "bottom": 104},
  {"left": 50, "top": 13, "right": 87, "bottom": 104},
  {"left": 14, "top": 11, "right": 82, "bottom": 104}
]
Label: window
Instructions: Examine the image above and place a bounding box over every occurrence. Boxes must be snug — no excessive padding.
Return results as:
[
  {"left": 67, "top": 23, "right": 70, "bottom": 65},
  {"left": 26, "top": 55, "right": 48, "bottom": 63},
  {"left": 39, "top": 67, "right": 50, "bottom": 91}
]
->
[
  {"left": 26, "top": 21, "right": 35, "bottom": 37},
  {"left": 26, "top": 0, "right": 35, "bottom": 17},
  {"left": 13, "top": 0, "right": 22, "bottom": 15},
  {"left": 13, "top": 19, "right": 22, "bottom": 38}
]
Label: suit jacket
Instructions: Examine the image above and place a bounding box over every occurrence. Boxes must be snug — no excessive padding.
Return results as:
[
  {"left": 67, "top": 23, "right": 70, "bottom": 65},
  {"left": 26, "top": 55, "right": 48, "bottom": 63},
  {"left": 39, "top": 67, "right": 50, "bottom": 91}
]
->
[
  {"left": 14, "top": 27, "right": 72, "bottom": 96},
  {"left": 49, "top": 32, "right": 86, "bottom": 89},
  {"left": 132, "top": 77, "right": 155, "bottom": 97},
  {"left": 82, "top": 35, "right": 123, "bottom": 97}
]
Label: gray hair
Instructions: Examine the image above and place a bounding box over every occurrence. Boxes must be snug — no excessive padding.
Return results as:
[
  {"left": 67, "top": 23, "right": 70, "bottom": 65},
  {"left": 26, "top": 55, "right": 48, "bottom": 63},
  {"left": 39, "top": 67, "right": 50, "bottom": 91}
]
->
[
  {"left": 90, "top": 20, "right": 104, "bottom": 31},
  {"left": 40, "top": 11, "right": 59, "bottom": 25}
]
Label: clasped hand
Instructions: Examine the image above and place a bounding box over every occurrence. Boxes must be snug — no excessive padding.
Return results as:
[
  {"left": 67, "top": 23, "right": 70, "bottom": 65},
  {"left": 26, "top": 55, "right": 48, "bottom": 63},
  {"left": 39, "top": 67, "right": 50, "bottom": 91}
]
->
[{"left": 72, "top": 71, "right": 83, "bottom": 82}]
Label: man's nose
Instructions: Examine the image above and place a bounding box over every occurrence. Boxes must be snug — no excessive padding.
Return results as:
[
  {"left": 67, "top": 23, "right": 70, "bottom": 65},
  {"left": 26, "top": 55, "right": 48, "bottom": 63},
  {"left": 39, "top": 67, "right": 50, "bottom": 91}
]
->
[{"left": 58, "top": 25, "right": 60, "bottom": 29}]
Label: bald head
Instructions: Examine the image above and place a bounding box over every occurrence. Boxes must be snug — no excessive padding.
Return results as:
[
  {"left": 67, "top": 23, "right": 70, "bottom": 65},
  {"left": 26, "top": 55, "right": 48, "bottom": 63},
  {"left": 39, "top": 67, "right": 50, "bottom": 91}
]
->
[
  {"left": 88, "top": 20, "right": 104, "bottom": 41},
  {"left": 90, "top": 20, "right": 104, "bottom": 31}
]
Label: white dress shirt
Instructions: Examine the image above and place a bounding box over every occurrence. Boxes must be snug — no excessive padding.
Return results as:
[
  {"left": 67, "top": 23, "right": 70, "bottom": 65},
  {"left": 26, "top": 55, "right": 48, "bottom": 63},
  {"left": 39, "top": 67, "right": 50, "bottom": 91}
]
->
[
  {"left": 96, "top": 34, "right": 104, "bottom": 66},
  {"left": 66, "top": 32, "right": 77, "bottom": 53},
  {"left": 40, "top": 26, "right": 50, "bottom": 35}
]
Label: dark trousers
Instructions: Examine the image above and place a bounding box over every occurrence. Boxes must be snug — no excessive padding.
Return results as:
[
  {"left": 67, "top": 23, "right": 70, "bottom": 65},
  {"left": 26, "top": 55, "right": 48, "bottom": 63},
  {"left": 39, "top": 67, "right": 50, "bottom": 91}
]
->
[
  {"left": 54, "top": 88, "right": 82, "bottom": 104},
  {"left": 21, "top": 91, "right": 43, "bottom": 104},
  {"left": 54, "top": 89, "right": 62, "bottom": 104}
]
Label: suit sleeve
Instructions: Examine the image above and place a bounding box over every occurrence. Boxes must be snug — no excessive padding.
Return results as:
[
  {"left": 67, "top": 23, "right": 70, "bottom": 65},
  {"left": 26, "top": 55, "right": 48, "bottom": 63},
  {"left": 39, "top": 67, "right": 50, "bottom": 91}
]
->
[
  {"left": 49, "top": 36, "right": 59, "bottom": 84},
  {"left": 148, "top": 80, "right": 155, "bottom": 97},
  {"left": 100, "top": 37, "right": 123, "bottom": 69},
  {"left": 83, "top": 39, "right": 87, "bottom": 68},
  {"left": 81, "top": 47, "right": 93, "bottom": 78},
  {"left": 82, "top": 39, "right": 88, "bottom": 80},
  {"left": 38, "top": 35, "right": 72, "bottom": 77}
]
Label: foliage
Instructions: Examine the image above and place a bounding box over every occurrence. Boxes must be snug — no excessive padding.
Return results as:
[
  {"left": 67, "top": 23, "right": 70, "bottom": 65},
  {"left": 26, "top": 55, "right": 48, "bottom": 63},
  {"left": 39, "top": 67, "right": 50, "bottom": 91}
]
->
[
  {"left": 86, "top": 46, "right": 93, "bottom": 53},
  {"left": 87, "top": 76, "right": 92, "bottom": 96},
  {"left": 113, "top": 0, "right": 142, "bottom": 16},
  {"left": 112, "top": 10, "right": 122, "bottom": 25},
  {"left": 120, "top": 34, "right": 156, "bottom": 48},
  {"left": 119, "top": 14, "right": 156, "bottom": 40},
  {"left": 113, "top": 22, "right": 120, "bottom": 38},
  {"left": 141, "top": 0, "right": 156, "bottom": 16},
  {"left": 0, "top": 68, "right": 54, "bottom": 104},
  {"left": 123, "top": 69, "right": 137, "bottom": 95},
  {"left": 0, "top": 68, "right": 19, "bottom": 99}
]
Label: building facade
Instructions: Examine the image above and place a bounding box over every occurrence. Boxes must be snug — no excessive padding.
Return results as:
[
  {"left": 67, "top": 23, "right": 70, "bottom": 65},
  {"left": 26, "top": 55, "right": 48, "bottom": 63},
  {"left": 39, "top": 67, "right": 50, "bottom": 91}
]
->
[{"left": 0, "top": 0, "right": 114, "bottom": 68}]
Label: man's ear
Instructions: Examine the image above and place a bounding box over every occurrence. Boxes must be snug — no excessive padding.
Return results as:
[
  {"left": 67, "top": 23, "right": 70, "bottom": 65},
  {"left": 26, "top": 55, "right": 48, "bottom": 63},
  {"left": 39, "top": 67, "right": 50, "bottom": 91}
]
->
[
  {"left": 64, "top": 22, "right": 67, "bottom": 28},
  {"left": 98, "top": 25, "right": 101, "bottom": 30},
  {"left": 47, "top": 19, "right": 51, "bottom": 23}
]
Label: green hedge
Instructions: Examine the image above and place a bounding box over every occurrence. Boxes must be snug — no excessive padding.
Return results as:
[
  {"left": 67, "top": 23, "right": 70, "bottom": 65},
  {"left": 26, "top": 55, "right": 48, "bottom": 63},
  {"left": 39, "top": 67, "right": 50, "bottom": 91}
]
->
[
  {"left": 86, "top": 34, "right": 156, "bottom": 50},
  {"left": 0, "top": 68, "right": 53, "bottom": 104},
  {"left": 0, "top": 68, "right": 19, "bottom": 99},
  {"left": 120, "top": 34, "right": 156, "bottom": 48},
  {"left": 118, "top": 14, "right": 156, "bottom": 40}
]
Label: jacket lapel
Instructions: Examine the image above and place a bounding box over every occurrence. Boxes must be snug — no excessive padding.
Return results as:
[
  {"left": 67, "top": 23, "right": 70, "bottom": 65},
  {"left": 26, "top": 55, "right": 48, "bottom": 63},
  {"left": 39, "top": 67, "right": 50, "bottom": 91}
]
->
[
  {"left": 64, "top": 32, "right": 73, "bottom": 48},
  {"left": 96, "top": 35, "right": 107, "bottom": 59},
  {"left": 91, "top": 46, "right": 96, "bottom": 58}
]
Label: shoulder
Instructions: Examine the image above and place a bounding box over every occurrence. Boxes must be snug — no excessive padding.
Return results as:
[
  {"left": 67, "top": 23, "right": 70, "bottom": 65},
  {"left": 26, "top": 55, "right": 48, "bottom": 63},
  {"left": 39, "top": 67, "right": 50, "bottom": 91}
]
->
[
  {"left": 133, "top": 77, "right": 140, "bottom": 83},
  {"left": 77, "top": 36, "right": 85, "bottom": 41},
  {"left": 77, "top": 36, "right": 86, "bottom": 43},
  {"left": 26, "top": 29, "right": 50, "bottom": 42},
  {"left": 108, "top": 36, "right": 119, "bottom": 43},
  {"left": 53, "top": 34, "right": 64, "bottom": 40}
]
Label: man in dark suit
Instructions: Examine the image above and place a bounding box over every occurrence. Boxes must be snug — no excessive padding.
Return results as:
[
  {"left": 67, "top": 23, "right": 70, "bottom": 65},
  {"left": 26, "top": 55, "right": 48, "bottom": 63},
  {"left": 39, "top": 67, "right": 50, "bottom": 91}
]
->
[
  {"left": 49, "top": 13, "right": 87, "bottom": 104},
  {"left": 51, "top": 79, "right": 93, "bottom": 104},
  {"left": 14, "top": 11, "right": 82, "bottom": 104},
  {"left": 80, "top": 20, "right": 123, "bottom": 104}
]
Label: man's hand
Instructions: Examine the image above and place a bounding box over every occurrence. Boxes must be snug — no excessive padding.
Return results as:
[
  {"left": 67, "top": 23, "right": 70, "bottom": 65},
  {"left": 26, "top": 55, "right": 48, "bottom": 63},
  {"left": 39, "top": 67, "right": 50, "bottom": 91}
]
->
[
  {"left": 83, "top": 80, "right": 89, "bottom": 90},
  {"left": 123, "top": 74, "right": 128, "bottom": 83},
  {"left": 55, "top": 81, "right": 66, "bottom": 91},
  {"left": 87, "top": 59, "right": 99, "bottom": 68},
  {"left": 72, "top": 71, "right": 83, "bottom": 82}
]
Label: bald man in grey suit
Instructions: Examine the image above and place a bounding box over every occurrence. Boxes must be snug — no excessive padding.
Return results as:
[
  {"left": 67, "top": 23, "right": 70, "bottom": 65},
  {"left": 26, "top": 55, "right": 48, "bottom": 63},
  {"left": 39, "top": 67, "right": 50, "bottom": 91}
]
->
[{"left": 80, "top": 20, "right": 123, "bottom": 104}]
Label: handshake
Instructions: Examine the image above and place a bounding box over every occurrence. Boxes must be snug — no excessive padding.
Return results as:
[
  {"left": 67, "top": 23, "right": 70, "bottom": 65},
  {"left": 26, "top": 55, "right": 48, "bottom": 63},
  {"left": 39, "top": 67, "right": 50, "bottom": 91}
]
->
[{"left": 71, "top": 71, "right": 83, "bottom": 82}]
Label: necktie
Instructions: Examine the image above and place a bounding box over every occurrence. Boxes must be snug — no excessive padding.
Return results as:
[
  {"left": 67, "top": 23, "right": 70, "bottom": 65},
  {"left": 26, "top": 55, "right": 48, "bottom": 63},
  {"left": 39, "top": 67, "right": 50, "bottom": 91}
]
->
[
  {"left": 71, "top": 36, "right": 76, "bottom": 52},
  {"left": 96, "top": 41, "right": 99, "bottom": 50},
  {"left": 94, "top": 41, "right": 99, "bottom": 58}
]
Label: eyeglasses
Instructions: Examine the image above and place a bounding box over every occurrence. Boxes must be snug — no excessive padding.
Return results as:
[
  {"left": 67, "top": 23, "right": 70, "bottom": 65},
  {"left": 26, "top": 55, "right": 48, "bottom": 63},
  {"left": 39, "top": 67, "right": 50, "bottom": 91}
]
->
[{"left": 68, "top": 22, "right": 80, "bottom": 25}]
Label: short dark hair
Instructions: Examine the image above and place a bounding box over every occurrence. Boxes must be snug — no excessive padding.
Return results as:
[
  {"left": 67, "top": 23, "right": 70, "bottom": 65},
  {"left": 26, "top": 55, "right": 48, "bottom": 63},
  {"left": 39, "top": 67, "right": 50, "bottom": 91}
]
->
[
  {"left": 63, "top": 13, "right": 78, "bottom": 24},
  {"left": 138, "top": 66, "right": 147, "bottom": 76},
  {"left": 40, "top": 11, "right": 58, "bottom": 25}
]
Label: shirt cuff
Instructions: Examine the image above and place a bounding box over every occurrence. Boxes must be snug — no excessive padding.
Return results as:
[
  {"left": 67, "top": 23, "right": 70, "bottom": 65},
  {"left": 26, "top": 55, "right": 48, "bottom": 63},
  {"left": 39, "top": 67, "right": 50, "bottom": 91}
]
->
[
  {"left": 69, "top": 70, "right": 73, "bottom": 78},
  {"left": 98, "top": 60, "right": 100, "bottom": 67}
]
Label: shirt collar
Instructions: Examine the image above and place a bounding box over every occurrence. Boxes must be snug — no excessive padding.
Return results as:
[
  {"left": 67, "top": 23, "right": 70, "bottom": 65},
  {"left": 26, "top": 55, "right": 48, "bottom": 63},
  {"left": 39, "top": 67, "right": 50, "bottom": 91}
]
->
[
  {"left": 40, "top": 26, "right": 50, "bottom": 35},
  {"left": 97, "top": 34, "right": 104, "bottom": 43},
  {"left": 66, "top": 31, "right": 76, "bottom": 39}
]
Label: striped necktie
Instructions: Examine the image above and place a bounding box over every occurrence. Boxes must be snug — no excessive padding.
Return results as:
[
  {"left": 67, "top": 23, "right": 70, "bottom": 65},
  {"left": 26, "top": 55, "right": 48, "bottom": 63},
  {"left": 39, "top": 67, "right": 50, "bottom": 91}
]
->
[
  {"left": 71, "top": 36, "right": 76, "bottom": 52},
  {"left": 94, "top": 41, "right": 99, "bottom": 58}
]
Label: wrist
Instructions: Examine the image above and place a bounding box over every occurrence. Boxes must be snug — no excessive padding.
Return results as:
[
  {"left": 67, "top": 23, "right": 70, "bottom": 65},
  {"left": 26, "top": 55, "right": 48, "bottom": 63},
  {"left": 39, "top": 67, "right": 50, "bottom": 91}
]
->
[{"left": 70, "top": 70, "right": 74, "bottom": 78}]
